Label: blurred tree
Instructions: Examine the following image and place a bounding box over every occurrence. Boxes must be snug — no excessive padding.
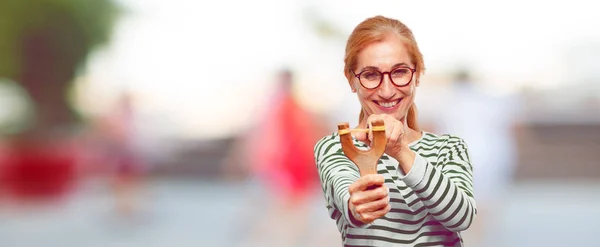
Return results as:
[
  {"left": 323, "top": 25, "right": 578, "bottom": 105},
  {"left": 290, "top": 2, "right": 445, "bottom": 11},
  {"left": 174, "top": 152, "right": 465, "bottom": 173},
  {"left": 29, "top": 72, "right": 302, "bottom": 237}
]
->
[
  {"left": 0, "top": 0, "right": 120, "bottom": 202},
  {"left": 0, "top": 0, "right": 120, "bottom": 138}
]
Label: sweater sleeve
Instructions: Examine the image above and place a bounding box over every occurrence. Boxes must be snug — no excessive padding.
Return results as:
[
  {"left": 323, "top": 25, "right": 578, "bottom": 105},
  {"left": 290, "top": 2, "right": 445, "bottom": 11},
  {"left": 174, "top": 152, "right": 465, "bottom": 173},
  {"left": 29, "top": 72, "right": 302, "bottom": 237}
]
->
[
  {"left": 314, "top": 134, "right": 370, "bottom": 228},
  {"left": 397, "top": 135, "right": 477, "bottom": 232}
]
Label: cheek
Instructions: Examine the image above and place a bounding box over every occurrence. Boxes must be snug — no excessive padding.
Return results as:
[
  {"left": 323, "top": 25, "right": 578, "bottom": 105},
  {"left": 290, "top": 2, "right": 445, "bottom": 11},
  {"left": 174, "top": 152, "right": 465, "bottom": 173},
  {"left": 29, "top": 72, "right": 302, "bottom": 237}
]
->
[
  {"left": 403, "top": 83, "right": 417, "bottom": 97},
  {"left": 398, "top": 85, "right": 416, "bottom": 111},
  {"left": 357, "top": 89, "right": 375, "bottom": 100}
]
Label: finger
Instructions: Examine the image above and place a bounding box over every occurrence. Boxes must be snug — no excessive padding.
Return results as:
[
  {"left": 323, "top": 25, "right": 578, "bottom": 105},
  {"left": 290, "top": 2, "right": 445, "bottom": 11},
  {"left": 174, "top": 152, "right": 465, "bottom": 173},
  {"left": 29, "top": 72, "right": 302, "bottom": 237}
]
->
[
  {"left": 349, "top": 174, "right": 385, "bottom": 194},
  {"left": 352, "top": 130, "right": 369, "bottom": 144},
  {"left": 366, "top": 114, "right": 383, "bottom": 126},
  {"left": 388, "top": 121, "right": 403, "bottom": 144},
  {"left": 366, "top": 114, "right": 384, "bottom": 143},
  {"left": 353, "top": 118, "right": 370, "bottom": 145},
  {"left": 350, "top": 184, "right": 388, "bottom": 205},
  {"left": 359, "top": 204, "right": 391, "bottom": 223},
  {"left": 378, "top": 114, "right": 398, "bottom": 140},
  {"left": 371, "top": 203, "right": 392, "bottom": 220},
  {"left": 368, "top": 121, "right": 374, "bottom": 143},
  {"left": 354, "top": 192, "right": 390, "bottom": 214},
  {"left": 384, "top": 119, "right": 394, "bottom": 140}
]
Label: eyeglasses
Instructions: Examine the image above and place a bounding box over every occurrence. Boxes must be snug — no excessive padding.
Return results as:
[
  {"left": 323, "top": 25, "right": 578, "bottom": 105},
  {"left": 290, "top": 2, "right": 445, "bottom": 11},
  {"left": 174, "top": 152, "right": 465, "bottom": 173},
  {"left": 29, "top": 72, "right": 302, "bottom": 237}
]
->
[{"left": 352, "top": 67, "right": 416, "bottom": 89}]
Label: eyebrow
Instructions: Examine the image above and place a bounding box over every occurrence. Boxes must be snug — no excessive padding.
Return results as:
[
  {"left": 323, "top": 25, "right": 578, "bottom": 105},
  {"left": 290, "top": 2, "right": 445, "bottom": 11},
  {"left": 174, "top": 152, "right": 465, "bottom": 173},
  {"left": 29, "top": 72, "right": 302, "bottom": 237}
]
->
[{"left": 360, "top": 62, "right": 412, "bottom": 72}]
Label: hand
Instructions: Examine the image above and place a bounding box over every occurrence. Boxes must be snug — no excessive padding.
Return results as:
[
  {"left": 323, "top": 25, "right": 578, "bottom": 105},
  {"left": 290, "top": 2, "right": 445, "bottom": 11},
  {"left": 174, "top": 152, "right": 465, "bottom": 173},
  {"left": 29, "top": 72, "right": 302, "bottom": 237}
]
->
[
  {"left": 348, "top": 174, "right": 391, "bottom": 224},
  {"left": 353, "top": 114, "right": 410, "bottom": 164}
]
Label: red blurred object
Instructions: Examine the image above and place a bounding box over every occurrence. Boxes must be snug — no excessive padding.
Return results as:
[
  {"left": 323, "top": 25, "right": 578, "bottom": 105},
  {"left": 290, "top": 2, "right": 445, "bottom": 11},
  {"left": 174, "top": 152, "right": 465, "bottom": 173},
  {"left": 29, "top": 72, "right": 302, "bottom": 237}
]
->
[
  {"left": 252, "top": 87, "right": 321, "bottom": 203},
  {"left": 0, "top": 140, "right": 78, "bottom": 202}
]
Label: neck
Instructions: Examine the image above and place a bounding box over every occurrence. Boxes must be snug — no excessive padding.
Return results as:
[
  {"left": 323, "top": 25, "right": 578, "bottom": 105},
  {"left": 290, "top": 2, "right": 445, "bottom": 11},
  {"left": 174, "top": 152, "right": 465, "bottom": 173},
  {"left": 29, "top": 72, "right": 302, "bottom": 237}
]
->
[
  {"left": 401, "top": 116, "right": 423, "bottom": 144},
  {"left": 405, "top": 127, "right": 423, "bottom": 144}
]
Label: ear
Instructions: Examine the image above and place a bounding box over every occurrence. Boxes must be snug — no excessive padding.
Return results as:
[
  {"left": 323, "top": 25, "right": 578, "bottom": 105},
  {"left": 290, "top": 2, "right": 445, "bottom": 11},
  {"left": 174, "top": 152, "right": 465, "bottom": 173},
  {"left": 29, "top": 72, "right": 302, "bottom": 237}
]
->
[{"left": 347, "top": 77, "right": 358, "bottom": 93}]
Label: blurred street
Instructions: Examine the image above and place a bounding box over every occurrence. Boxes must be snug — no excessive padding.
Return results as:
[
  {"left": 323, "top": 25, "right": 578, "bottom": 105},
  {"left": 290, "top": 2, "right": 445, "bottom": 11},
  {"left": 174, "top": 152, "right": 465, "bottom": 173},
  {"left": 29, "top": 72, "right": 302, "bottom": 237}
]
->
[{"left": 0, "top": 178, "right": 599, "bottom": 247}]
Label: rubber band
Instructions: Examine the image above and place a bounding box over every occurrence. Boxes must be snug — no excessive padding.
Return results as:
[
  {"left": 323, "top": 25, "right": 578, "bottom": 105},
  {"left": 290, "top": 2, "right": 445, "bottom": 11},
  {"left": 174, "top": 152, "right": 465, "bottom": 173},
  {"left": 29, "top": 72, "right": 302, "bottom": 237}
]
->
[
  {"left": 338, "top": 126, "right": 386, "bottom": 135},
  {"left": 370, "top": 126, "right": 386, "bottom": 132},
  {"left": 338, "top": 129, "right": 351, "bottom": 135},
  {"left": 352, "top": 126, "right": 386, "bottom": 132}
]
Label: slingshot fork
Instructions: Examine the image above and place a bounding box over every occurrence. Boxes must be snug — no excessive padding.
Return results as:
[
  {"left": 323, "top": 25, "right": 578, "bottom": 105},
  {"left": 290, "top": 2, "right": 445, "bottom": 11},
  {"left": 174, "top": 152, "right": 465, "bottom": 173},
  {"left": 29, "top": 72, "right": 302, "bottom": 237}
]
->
[{"left": 337, "top": 120, "right": 387, "bottom": 176}]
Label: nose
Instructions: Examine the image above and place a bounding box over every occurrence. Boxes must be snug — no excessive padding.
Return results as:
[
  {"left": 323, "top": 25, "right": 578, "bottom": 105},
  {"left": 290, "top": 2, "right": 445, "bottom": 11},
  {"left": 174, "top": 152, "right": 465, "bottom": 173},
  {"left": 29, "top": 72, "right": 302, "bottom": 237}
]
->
[{"left": 377, "top": 74, "right": 396, "bottom": 99}]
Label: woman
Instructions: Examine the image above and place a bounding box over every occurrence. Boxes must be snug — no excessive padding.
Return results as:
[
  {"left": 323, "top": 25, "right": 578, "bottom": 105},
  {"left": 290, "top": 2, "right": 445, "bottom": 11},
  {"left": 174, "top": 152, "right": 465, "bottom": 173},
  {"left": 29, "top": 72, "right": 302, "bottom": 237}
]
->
[{"left": 314, "top": 16, "right": 476, "bottom": 246}]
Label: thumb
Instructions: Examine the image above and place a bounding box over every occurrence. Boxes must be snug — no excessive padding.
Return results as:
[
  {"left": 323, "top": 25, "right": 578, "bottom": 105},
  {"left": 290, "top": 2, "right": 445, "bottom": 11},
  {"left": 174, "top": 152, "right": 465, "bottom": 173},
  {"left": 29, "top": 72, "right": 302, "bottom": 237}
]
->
[
  {"left": 352, "top": 121, "right": 372, "bottom": 146},
  {"left": 353, "top": 130, "right": 369, "bottom": 144}
]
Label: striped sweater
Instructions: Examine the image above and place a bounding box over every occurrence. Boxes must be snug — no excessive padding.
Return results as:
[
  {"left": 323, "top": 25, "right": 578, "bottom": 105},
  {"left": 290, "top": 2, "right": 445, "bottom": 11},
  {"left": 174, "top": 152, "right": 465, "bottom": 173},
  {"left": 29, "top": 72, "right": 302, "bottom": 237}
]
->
[{"left": 314, "top": 131, "right": 476, "bottom": 246}]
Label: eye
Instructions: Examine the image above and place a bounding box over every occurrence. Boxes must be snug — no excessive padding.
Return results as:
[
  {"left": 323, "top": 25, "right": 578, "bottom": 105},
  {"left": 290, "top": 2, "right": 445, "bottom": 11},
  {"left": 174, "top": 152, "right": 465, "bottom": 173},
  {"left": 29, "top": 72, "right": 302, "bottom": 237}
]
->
[
  {"left": 391, "top": 68, "right": 410, "bottom": 78},
  {"left": 361, "top": 71, "right": 381, "bottom": 81}
]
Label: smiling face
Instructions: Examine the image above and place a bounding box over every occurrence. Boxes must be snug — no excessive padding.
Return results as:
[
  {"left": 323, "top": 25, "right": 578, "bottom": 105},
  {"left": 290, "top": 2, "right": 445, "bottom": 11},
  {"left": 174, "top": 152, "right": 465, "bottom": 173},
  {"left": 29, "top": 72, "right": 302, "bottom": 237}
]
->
[{"left": 350, "top": 34, "right": 418, "bottom": 123}]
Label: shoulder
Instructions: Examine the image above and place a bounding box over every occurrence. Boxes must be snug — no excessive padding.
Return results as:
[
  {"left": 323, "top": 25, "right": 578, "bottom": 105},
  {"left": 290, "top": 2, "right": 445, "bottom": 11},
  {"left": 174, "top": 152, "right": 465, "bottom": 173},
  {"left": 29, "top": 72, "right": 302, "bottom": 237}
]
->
[
  {"left": 444, "top": 134, "right": 468, "bottom": 146},
  {"left": 412, "top": 131, "right": 454, "bottom": 146},
  {"left": 421, "top": 131, "right": 467, "bottom": 144},
  {"left": 313, "top": 132, "right": 353, "bottom": 171},
  {"left": 436, "top": 133, "right": 470, "bottom": 162},
  {"left": 415, "top": 132, "right": 471, "bottom": 166},
  {"left": 437, "top": 133, "right": 469, "bottom": 151},
  {"left": 314, "top": 132, "right": 341, "bottom": 157},
  {"left": 414, "top": 131, "right": 469, "bottom": 153},
  {"left": 314, "top": 131, "right": 340, "bottom": 146}
]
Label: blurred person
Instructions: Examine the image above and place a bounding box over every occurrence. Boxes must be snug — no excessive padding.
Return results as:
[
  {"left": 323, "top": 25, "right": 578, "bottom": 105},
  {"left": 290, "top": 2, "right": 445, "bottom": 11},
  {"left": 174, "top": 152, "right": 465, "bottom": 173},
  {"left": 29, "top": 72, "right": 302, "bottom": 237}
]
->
[
  {"left": 428, "top": 69, "right": 523, "bottom": 245},
  {"left": 94, "top": 92, "right": 146, "bottom": 219},
  {"left": 314, "top": 16, "right": 476, "bottom": 246},
  {"left": 223, "top": 69, "right": 328, "bottom": 247}
]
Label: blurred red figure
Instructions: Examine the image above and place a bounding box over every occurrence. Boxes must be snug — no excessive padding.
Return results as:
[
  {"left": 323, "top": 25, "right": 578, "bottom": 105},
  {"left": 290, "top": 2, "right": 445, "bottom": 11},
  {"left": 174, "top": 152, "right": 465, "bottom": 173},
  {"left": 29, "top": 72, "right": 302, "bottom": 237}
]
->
[
  {"left": 249, "top": 69, "right": 322, "bottom": 204},
  {"left": 224, "top": 69, "right": 327, "bottom": 246}
]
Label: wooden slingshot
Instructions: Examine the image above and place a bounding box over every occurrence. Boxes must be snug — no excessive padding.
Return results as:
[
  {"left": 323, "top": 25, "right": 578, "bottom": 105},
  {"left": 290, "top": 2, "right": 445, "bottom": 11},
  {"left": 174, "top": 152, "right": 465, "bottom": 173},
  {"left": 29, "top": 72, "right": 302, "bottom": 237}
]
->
[{"left": 337, "top": 120, "right": 387, "bottom": 176}]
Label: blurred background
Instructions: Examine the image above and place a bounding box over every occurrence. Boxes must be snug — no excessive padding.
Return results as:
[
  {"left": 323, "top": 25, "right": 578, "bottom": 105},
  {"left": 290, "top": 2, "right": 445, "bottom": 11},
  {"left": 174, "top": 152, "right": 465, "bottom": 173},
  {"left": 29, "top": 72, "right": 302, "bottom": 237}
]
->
[{"left": 0, "top": 0, "right": 599, "bottom": 246}]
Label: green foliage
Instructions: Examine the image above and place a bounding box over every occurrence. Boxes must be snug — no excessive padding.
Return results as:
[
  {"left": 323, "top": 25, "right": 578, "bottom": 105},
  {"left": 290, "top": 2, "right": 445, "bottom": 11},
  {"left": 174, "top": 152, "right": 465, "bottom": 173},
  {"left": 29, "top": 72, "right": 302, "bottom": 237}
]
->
[{"left": 0, "top": 0, "right": 120, "bottom": 80}]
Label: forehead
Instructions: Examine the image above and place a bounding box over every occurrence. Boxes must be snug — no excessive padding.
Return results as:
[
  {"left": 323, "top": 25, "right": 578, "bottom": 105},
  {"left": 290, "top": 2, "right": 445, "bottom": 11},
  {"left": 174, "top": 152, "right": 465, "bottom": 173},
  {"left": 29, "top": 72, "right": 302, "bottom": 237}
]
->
[{"left": 357, "top": 35, "right": 411, "bottom": 70}]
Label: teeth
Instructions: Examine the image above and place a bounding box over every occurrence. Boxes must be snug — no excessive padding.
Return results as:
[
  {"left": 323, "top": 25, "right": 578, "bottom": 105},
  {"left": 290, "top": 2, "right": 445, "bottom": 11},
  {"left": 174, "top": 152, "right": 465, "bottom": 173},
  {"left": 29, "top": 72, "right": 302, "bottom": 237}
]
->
[{"left": 379, "top": 100, "right": 398, "bottom": 108}]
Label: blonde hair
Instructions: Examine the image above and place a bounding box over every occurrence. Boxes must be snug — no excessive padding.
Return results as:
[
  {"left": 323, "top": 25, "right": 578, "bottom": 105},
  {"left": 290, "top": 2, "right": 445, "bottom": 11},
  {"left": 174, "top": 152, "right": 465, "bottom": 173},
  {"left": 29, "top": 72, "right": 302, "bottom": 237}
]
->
[{"left": 344, "top": 15, "right": 424, "bottom": 130}]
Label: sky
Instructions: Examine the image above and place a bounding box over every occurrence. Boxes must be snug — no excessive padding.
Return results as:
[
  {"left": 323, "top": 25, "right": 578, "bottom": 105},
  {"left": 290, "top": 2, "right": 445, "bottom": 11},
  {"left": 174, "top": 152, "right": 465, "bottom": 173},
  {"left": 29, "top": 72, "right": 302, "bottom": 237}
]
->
[{"left": 73, "top": 0, "right": 600, "bottom": 140}]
